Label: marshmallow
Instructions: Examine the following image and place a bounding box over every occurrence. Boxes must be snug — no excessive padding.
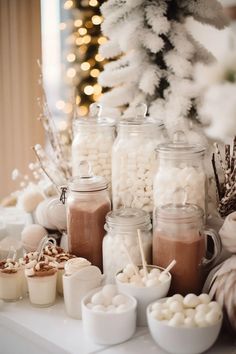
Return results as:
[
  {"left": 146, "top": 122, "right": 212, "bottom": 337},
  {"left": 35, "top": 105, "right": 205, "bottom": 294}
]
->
[
  {"left": 72, "top": 130, "right": 114, "bottom": 188},
  {"left": 198, "top": 293, "right": 211, "bottom": 305},
  {"left": 154, "top": 166, "right": 206, "bottom": 212},
  {"left": 183, "top": 294, "right": 200, "bottom": 308},
  {"left": 149, "top": 295, "right": 222, "bottom": 328},
  {"left": 112, "top": 294, "right": 127, "bottom": 306}
]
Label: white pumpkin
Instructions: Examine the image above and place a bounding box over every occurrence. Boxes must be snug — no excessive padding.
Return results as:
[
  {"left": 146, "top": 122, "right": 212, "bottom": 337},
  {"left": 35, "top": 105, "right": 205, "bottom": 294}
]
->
[
  {"left": 21, "top": 224, "right": 47, "bottom": 252},
  {"left": 35, "top": 197, "right": 67, "bottom": 230}
]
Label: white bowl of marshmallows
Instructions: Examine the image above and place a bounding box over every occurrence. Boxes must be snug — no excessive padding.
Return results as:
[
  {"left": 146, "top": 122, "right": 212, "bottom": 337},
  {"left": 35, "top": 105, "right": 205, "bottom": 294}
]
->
[
  {"left": 116, "top": 264, "right": 171, "bottom": 326},
  {"left": 81, "top": 284, "right": 137, "bottom": 345},
  {"left": 147, "top": 293, "right": 223, "bottom": 354}
]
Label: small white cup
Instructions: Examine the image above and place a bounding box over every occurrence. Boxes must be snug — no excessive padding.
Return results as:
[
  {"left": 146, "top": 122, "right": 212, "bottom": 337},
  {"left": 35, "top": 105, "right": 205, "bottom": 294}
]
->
[
  {"left": 27, "top": 272, "right": 57, "bottom": 307},
  {"left": 63, "top": 266, "right": 102, "bottom": 319},
  {"left": 116, "top": 265, "right": 171, "bottom": 326},
  {"left": 0, "top": 269, "right": 24, "bottom": 302},
  {"left": 81, "top": 287, "right": 137, "bottom": 345}
]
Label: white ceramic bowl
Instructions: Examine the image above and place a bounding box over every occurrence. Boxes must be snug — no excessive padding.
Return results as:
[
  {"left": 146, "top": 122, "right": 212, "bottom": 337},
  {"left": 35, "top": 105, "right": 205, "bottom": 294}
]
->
[
  {"left": 147, "top": 299, "right": 223, "bottom": 354},
  {"left": 116, "top": 266, "right": 171, "bottom": 326},
  {"left": 81, "top": 287, "right": 137, "bottom": 345}
]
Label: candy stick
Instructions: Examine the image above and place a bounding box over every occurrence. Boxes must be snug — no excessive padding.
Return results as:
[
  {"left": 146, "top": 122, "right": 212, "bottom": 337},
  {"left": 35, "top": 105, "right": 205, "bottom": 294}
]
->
[
  {"left": 162, "top": 260, "right": 176, "bottom": 275},
  {"left": 137, "top": 229, "right": 148, "bottom": 280},
  {"left": 122, "top": 244, "right": 142, "bottom": 280},
  {"left": 37, "top": 236, "right": 56, "bottom": 261}
]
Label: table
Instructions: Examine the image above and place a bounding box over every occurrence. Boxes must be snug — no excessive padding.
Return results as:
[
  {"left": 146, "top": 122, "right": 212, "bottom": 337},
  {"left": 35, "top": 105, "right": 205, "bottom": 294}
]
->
[{"left": 0, "top": 298, "right": 236, "bottom": 354}]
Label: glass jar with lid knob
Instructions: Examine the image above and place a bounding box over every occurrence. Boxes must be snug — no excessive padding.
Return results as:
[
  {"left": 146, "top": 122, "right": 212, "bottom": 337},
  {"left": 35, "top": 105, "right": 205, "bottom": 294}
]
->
[
  {"left": 66, "top": 161, "right": 111, "bottom": 270},
  {"left": 112, "top": 104, "right": 165, "bottom": 213},
  {"left": 71, "top": 104, "right": 116, "bottom": 188},
  {"left": 154, "top": 131, "right": 207, "bottom": 215},
  {"left": 103, "top": 208, "right": 152, "bottom": 283}
]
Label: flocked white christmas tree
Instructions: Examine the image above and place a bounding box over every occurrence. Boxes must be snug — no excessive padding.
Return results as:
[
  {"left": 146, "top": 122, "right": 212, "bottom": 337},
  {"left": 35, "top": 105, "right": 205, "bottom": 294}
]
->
[{"left": 98, "top": 0, "right": 228, "bottom": 130}]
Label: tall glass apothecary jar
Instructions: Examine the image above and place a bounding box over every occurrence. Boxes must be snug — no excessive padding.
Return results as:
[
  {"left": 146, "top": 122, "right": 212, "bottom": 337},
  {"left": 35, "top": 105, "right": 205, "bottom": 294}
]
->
[
  {"left": 112, "top": 106, "right": 165, "bottom": 213},
  {"left": 72, "top": 104, "right": 116, "bottom": 188},
  {"left": 67, "top": 162, "right": 111, "bottom": 271},
  {"left": 154, "top": 132, "right": 207, "bottom": 214},
  {"left": 103, "top": 208, "right": 152, "bottom": 283}
]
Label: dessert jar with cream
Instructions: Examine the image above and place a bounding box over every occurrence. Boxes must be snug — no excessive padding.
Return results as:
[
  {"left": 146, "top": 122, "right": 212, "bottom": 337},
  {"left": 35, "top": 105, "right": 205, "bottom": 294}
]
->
[
  {"left": 0, "top": 259, "right": 23, "bottom": 301},
  {"left": 67, "top": 162, "right": 111, "bottom": 270},
  {"left": 25, "top": 259, "right": 58, "bottom": 307},
  {"left": 153, "top": 203, "right": 221, "bottom": 295},
  {"left": 63, "top": 258, "right": 102, "bottom": 319}
]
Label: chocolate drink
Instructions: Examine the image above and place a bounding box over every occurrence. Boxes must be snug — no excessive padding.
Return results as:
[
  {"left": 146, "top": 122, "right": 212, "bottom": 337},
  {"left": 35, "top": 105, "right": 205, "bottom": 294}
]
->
[
  {"left": 67, "top": 199, "right": 111, "bottom": 271},
  {"left": 153, "top": 232, "right": 205, "bottom": 295}
]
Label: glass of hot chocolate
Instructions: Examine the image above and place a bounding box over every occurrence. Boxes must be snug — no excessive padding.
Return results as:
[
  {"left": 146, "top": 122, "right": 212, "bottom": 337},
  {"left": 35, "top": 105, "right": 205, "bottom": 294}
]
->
[{"left": 153, "top": 202, "right": 221, "bottom": 295}]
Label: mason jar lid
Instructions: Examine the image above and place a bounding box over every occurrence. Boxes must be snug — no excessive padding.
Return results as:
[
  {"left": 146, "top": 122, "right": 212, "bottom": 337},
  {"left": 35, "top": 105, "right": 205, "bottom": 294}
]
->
[
  {"left": 156, "top": 203, "right": 203, "bottom": 223},
  {"left": 119, "top": 116, "right": 164, "bottom": 128},
  {"left": 69, "top": 161, "right": 108, "bottom": 192},
  {"left": 105, "top": 208, "right": 151, "bottom": 231},
  {"left": 75, "top": 103, "right": 116, "bottom": 127}
]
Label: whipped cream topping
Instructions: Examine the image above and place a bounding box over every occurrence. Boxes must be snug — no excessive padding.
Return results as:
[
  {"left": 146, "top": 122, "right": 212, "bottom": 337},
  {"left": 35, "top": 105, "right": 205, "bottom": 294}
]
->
[
  {"left": 54, "top": 253, "right": 76, "bottom": 267},
  {"left": 64, "top": 257, "right": 91, "bottom": 276},
  {"left": 0, "top": 259, "right": 21, "bottom": 274},
  {"left": 25, "top": 258, "right": 58, "bottom": 277},
  {"left": 43, "top": 245, "right": 64, "bottom": 258},
  {"left": 20, "top": 251, "right": 48, "bottom": 265}
]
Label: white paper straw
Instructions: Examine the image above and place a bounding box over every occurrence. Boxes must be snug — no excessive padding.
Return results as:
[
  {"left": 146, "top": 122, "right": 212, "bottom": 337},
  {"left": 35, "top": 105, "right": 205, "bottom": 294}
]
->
[
  {"left": 137, "top": 229, "right": 148, "bottom": 280},
  {"left": 162, "top": 260, "right": 176, "bottom": 275},
  {"left": 122, "top": 244, "right": 142, "bottom": 280}
]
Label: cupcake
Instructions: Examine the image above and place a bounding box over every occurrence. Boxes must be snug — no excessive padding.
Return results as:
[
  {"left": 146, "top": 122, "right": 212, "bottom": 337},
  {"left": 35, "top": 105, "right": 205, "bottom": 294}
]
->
[
  {"left": 0, "top": 259, "right": 23, "bottom": 301},
  {"left": 25, "top": 258, "right": 58, "bottom": 307}
]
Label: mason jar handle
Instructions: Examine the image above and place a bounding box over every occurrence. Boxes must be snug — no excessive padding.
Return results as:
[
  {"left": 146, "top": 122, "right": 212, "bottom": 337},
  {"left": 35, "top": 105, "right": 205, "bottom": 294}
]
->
[{"left": 202, "top": 228, "right": 222, "bottom": 266}]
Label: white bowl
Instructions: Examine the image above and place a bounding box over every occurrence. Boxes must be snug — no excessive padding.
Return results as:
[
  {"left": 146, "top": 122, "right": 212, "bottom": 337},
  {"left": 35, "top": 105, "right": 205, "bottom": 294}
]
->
[
  {"left": 81, "top": 287, "right": 137, "bottom": 345},
  {"left": 147, "top": 299, "right": 223, "bottom": 354},
  {"left": 116, "top": 266, "right": 171, "bottom": 326}
]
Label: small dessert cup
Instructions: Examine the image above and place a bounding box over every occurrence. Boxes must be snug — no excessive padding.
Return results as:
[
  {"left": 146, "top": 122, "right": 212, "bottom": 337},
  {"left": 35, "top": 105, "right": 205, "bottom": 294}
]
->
[
  {"left": 26, "top": 261, "right": 58, "bottom": 307},
  {"left": 63, "top": 265, "right": 102, "bottom": 319},
  {"left": 116, "top": 265, "right": 171, "bottom": 326},
  {"left": 0, "top": 268, "right": 23, "bottom": 302}
]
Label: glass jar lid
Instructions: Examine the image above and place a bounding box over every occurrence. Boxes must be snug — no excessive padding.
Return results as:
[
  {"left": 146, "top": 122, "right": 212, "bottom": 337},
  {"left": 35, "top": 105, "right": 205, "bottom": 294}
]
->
[
  {"left": 119, "top": 103, "right": 163, "bottom": 128},
  {"left": 156, "top": 203, "right": 203, "bottom": 223},
  {"left": 74, "top": 103, "right": 116, "bottom": 127},
  {"left": 156, "top": 130, "right": 205, "bottom": 157},
  {"left": 105, "top": 208, "right": 151, "bottom": 231},
  {"left": 69, "top": 161, "right": 108, "bottom": 192}
]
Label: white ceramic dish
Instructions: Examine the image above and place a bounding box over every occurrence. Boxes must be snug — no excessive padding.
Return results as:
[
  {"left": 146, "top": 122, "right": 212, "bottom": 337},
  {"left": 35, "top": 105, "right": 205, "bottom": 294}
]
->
[
  {"left": 81, "top": 287, "right": 137, "bottom": 345},
  {"left": 116, "top": 265, "right": 171, "bottom": 326},
  {"left": 147, "top": 298, "right": 223, "bottom": 354},
  {"left": 63, "top": 266, "right": 103, "bottom": 319}
]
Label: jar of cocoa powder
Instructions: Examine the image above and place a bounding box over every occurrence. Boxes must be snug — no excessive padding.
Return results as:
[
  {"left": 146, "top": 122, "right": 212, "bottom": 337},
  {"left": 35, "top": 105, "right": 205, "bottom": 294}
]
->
[
  {"left": 103, "top": 208, "right": 152, "bottom": 283},
  {"left": 66, "top": 162, "right": 111, "bottom": 270}
]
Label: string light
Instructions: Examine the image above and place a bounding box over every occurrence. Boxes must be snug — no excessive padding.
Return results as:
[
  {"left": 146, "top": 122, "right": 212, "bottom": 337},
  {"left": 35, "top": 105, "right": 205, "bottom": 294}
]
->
[
  {"left": 83, "top": 35, "right": 91, "bottom": 44},
  {"left": 90, "top": 68, "right": 100, "bottom": 78},
  {"left": 81, "top": 62, "right": 91, "bottom": 71},
  {"left": 67, "top": 68, "right": 76, "bottom": 78},
  {"left": 64, "top": 0, "right": 73, "bottom": 10},
  {"left": 84, "top": 85, "right": 94, "bottom": 95},
  {"left": 95, "top": 53, "right": 104, "bottom": 62},
  {"left": 67, "top": 53, "right": 76, "bottom": 62},
  {"left": 92, "top": 15, "right": 102, "bottom": 25},
  {"left": 64, "top": 102, "right": 73, "bottom": 114},
  {"left": 93, "top": 84, "right": 102, "bottom": 95},
  {"left": 74, "top": 19, "right": 83, "bottom": 27},
  {"left": 98, "top": 36, "right": 107, "bottom": 45},
  {"left": 76, "top": 96, "right": 81, "bottom": 105},
  {"left": 78, "top": 27, "right": 87, "bottom": 35},
  {"left": 78, "top": 106, "right": 88, "bottom": 116},
  {"left": 89, "top": 0, "right": 98, "bottom": 6},
  {"left": 76, "top": 38, "right": 84, "bottom": 45}
]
